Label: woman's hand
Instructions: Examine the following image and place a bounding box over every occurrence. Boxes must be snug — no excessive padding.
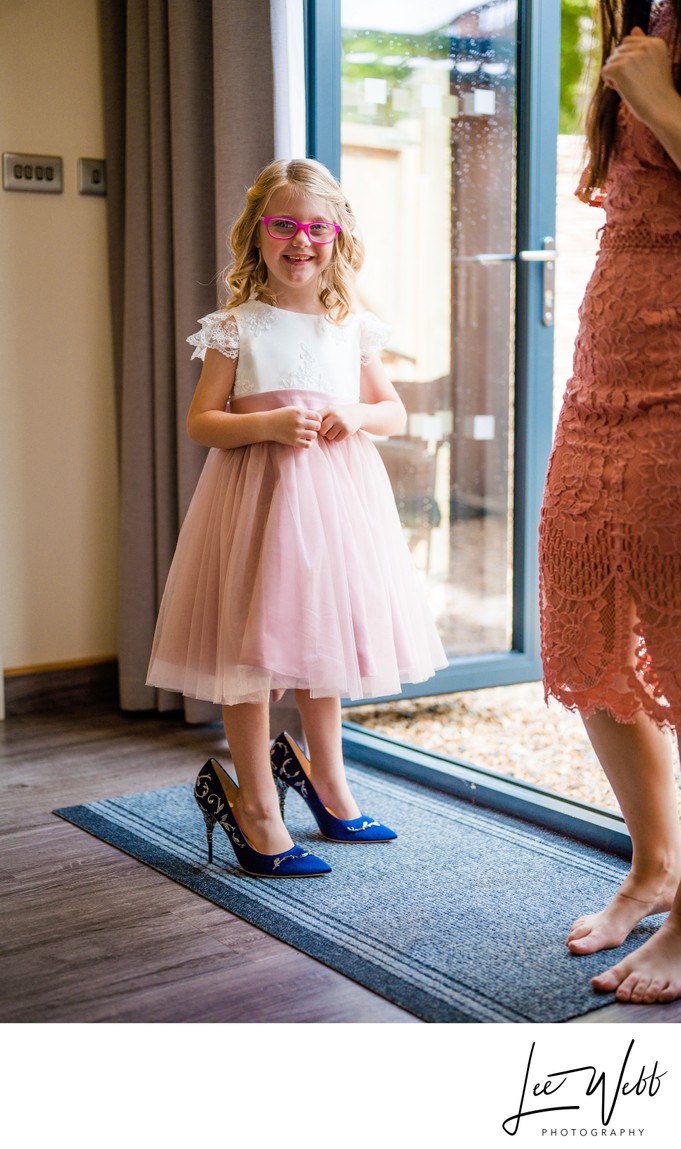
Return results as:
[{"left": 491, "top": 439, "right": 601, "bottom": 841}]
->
[
  {"left": 602, "top": 27, "right": 675, "bottom": 126},
  {"left": 601, "top": 26, "right": 681, "bottom": 170},
  {"left": 319, "top": 404, "right": 364, "bottom": 441},
  {"left": 267, "top": 406, "right": 322, "bottom": 448}
]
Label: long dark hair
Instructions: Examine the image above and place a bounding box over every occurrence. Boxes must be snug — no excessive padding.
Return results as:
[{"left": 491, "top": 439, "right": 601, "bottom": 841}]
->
[{"left": 584, "top": 0, "right": 681, "bottom": 191}]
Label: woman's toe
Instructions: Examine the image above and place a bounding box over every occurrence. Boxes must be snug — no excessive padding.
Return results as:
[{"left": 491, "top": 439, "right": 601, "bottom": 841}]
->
[
  {"left": 591, "top": 964, "right": 622, "bottom": 992},
  {"left": 615, "top": 972, "right": 645, "bottom": 1002},
  {"left": 567, "top": 921, "right": 589, "bottom": 942}
]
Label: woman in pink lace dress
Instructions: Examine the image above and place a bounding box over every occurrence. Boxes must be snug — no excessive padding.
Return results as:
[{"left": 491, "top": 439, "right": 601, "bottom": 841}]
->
[{"left": 539, "top": 0, "right": 681, "bottom": 1003}]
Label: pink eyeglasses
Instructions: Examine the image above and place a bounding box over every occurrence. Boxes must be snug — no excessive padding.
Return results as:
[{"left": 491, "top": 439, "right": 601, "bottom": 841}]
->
[{"left": 261, "top": 216, "right": 341, "bottom": 244}]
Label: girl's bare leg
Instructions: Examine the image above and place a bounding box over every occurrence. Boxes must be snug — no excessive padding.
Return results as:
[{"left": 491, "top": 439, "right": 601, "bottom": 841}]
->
[
  {"left": 221, "top": 702, "right": 294, "bottom": 854},
  {"left": 567, "top": 708, "right": 681, "bottom": 955},
  {"left": 294, "top": 691, "right": 361, "bottom": 819}
]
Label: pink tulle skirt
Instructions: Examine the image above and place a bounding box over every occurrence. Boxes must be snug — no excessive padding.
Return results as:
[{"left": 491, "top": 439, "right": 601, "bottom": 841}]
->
[{"left": 147, "top": 389, "right": 447, "bottom": 705}]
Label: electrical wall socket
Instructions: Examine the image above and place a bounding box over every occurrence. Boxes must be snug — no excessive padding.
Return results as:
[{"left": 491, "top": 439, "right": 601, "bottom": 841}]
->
[
  {"left": 78, "top": 157, "right": 106, "bottom": 196},
  {"left": 3, "top": 152, "right": 63, "bottom": 193}
]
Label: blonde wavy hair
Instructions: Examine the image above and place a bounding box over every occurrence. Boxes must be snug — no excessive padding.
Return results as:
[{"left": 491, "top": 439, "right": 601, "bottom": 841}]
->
[{"left": 223, "top": 158, "right": 364, "bottom": 324}]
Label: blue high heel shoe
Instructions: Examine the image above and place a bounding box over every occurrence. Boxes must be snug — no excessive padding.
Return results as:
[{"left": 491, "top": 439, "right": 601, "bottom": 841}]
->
[
  {"left": 194, "top": 758, "right": 332, "bottom": 878},
  {"left": 270, "top": 731, "right": 398, "bottom": 843}
]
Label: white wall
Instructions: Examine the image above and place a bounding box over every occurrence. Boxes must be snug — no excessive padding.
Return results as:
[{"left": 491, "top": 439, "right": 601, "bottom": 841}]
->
[{"left": 0, "top": 0, "right": 118, "bottom": 672}]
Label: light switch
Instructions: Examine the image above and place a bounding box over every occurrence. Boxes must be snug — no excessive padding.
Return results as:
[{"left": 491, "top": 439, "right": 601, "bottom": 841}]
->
[
  {"left": 78, "top": 158, "right": 107, "bottom": 196},
  {"left": 3, "top": 152, "right": 63, "bottom": 193}
]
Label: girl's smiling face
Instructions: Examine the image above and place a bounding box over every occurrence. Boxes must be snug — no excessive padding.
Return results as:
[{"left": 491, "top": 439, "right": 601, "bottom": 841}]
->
[{"left": 257, "top": 187, "right": 337, "bottom": 309}]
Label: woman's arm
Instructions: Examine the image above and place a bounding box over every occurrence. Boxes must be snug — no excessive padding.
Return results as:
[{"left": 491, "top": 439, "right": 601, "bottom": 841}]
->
[
  {"left": 602, "top": 27, "right": 681, "bottom": 170},
  {"left": 319, "top": 356, "right": 407, "bottom": 441},
  {"left": 187, "top": 349, "right": 322, "bottom": 449}
]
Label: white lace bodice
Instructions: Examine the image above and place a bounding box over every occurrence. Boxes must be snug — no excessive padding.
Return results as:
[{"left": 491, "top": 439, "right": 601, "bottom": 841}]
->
[{"left": 187, "top": 300, "right": 390, "bottom": 402}]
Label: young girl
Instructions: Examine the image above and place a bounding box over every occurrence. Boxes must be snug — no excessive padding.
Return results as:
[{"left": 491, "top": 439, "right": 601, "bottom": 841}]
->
[
  {"left": 539, "top": 0, "right": 681, "bottom": 1001},
  {"left": 147, "top": 158, "right": 447, "bottom": 878}
]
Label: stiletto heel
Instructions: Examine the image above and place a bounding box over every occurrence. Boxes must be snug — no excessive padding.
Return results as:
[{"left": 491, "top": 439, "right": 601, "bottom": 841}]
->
[
  {"left": 273, "top": 773, "right": 288, "bottom": 819},
  {"left": 194, "top": 757, "right": 331, "bottom": 878},
  {"left": 270, "top": 731, "right": 398, "bottom": 843},
  {"left": 202, "top": 807, "right": 216, "bottom": 864}
]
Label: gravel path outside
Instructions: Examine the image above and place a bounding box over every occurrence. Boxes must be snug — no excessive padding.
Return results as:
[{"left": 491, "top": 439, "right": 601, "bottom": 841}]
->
[{"left": 346, "top": 681, "right": 681, "bottom": 817}]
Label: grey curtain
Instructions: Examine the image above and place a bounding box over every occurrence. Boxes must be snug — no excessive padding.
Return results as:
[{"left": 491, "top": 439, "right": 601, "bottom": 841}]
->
[{"left": 100, "top": 0, "right": 279, "bottom": 721}]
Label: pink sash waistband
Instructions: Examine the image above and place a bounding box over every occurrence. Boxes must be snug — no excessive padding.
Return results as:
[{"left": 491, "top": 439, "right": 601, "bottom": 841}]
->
[{"left": 230, "top": 388, "right": 357, "bottom": 415}]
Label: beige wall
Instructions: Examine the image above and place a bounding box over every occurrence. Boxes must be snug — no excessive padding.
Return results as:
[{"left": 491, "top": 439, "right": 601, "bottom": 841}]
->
[{"left": 0, "top": 0, "right": 118, "bottom": 674}]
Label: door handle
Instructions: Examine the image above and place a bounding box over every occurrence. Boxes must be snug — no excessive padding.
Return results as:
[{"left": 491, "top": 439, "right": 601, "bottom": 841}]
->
[
  {"left": 518, "top": 237, "right": 556, "bottom": 326},
  {"left": 454, "top": 253, "right": 515, "bottom": 264},
  {"left": 454, "top": 237, "right": 557, "bottom": 326}
]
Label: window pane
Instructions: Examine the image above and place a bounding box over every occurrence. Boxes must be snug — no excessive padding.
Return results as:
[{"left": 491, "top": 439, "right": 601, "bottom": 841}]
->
[{"left": 341, "top": 0, "right": 517, "bottom": 657}]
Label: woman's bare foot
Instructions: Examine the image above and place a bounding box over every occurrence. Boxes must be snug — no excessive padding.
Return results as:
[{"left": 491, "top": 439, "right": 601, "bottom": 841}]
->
[
  {"left": 592, "top": 916, "right": 681, "bottom": 1002},
  {"left": 567, "top": 870, "right": 680, "bottom": 955}
]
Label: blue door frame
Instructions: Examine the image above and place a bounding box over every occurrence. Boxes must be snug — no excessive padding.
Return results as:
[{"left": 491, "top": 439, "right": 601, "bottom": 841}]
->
[{"left": 305, "top": 0, "right": 560, "bottom": 698}]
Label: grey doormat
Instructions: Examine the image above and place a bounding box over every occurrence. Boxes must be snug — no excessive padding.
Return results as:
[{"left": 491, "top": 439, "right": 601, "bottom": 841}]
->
[{"left": 54, "top": 764, "right": 662, "bottom": 1023}]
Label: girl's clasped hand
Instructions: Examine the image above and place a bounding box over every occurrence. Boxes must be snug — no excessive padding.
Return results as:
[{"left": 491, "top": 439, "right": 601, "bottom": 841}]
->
[
  {"left": 269, "top": 405, "right": 321, "bottom": 448},
  {"left": 269, "top": 403, "right": 363, "bottom": 447}
]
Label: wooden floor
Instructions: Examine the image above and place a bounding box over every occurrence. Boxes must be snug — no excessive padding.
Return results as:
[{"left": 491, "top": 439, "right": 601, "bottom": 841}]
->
[{"left": 1, "top": 701, "right": 679, "bottom": 1024}]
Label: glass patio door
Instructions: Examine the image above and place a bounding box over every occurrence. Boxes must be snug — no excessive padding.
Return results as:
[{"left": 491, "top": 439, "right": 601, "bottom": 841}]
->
[{"left": 306, "top": 0, "right": 559, "bottom": 696}]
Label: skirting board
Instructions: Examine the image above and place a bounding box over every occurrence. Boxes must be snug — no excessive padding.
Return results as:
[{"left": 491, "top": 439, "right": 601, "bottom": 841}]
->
[{"left": 3, "top": 659, "right": 119, "bottom": 717}]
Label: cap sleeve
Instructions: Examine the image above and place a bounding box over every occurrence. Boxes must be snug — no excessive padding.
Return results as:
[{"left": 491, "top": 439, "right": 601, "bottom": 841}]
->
[
  {"left": 359, "top": 311, "right": 391, "bottom": 365},
  {"left": 187, "top": 310, "right": 239, "bottom": 362}
]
